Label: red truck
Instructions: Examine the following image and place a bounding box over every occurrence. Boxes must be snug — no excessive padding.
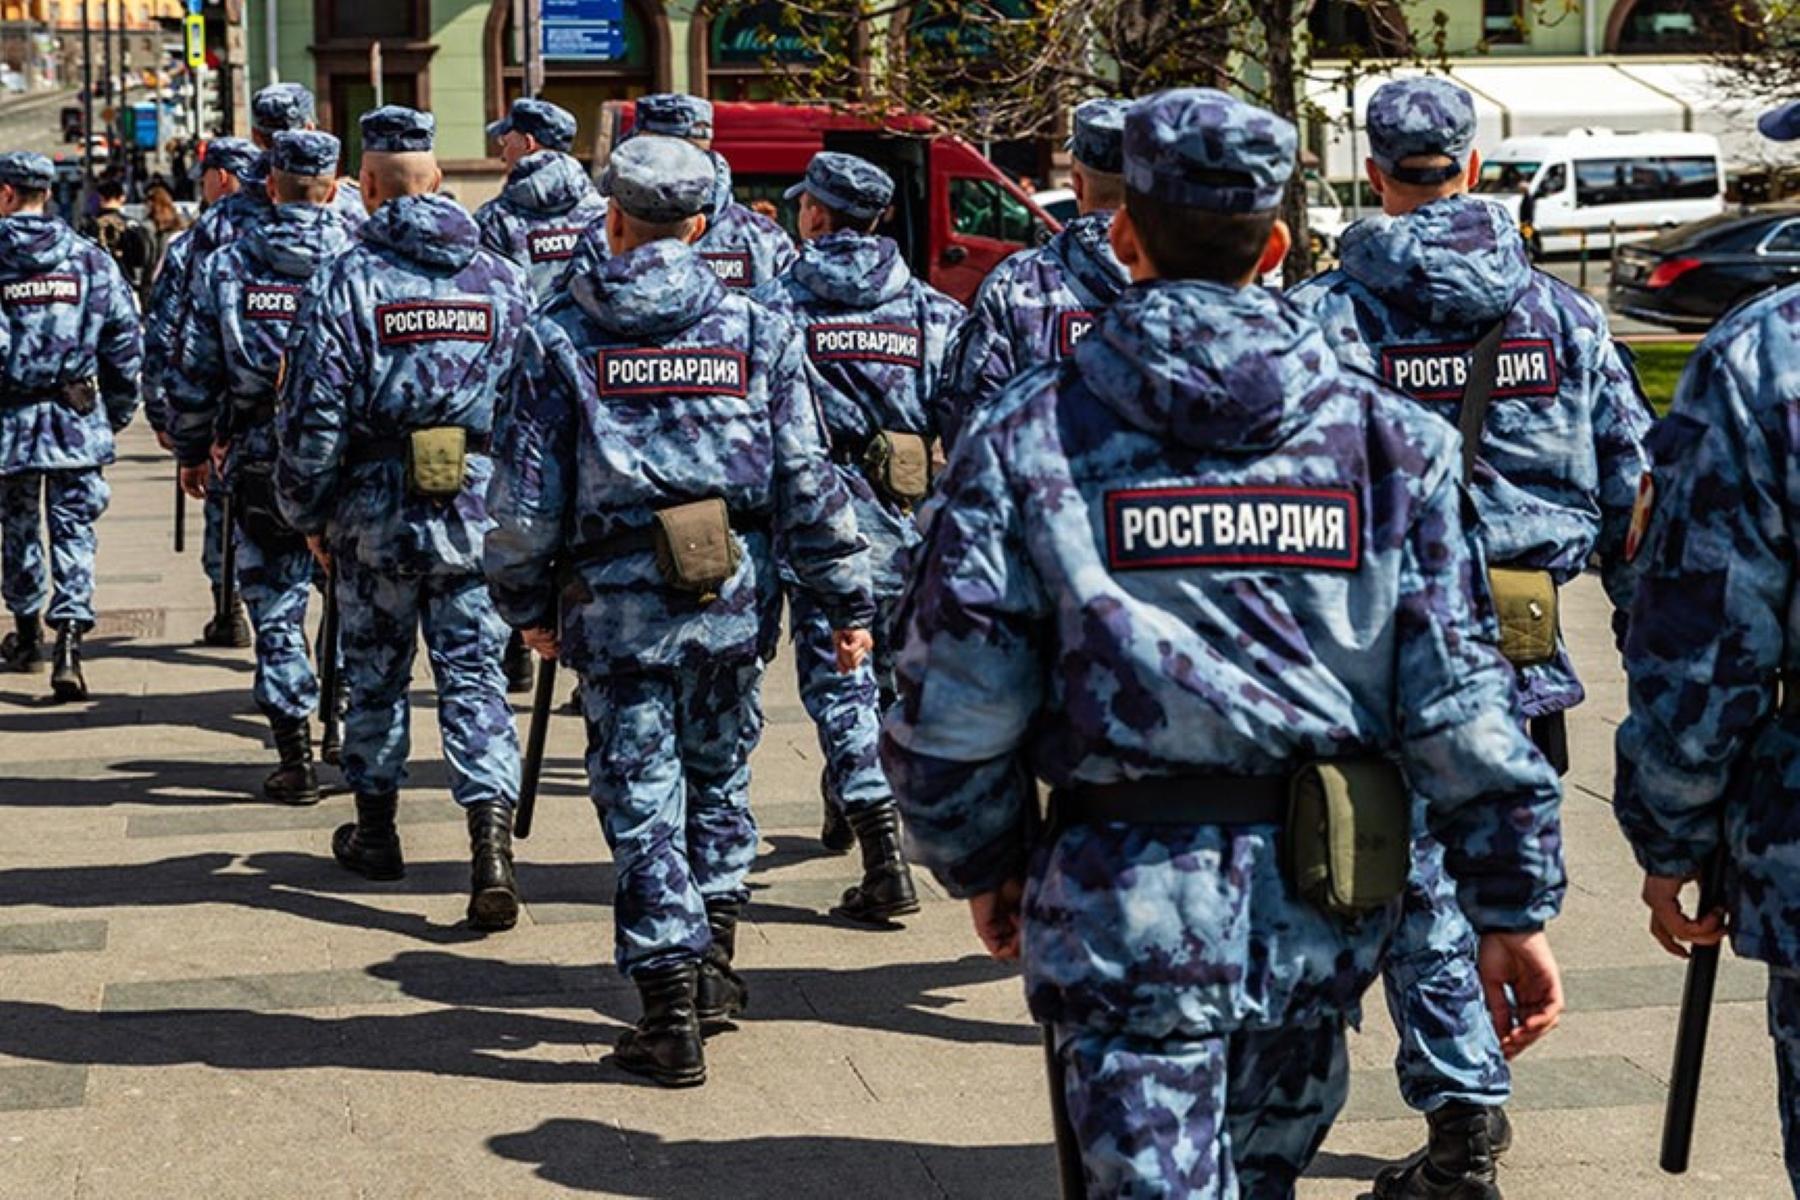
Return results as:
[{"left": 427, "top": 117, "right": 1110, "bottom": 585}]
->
[{"left": 600, "top": 100, "right": 1061, "bottom": 304}]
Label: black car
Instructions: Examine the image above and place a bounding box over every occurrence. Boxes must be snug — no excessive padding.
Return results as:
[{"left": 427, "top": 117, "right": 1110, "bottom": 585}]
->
[{"left": 1610, "top": 206, "right": 1800, "bottom": 331}]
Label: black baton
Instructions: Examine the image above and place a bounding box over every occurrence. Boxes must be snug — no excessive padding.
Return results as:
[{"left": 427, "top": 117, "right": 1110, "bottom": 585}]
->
[
  {"left": 514, "top": 654, "right": 556, "bottom": 840},
  {"left": 216, "top": 489, "right": 237, "bottom": 628},
  {"left": 1660, "top": 850, "right": 1729, "bottom": 1174},
  {"left": 173, "top": 473, "right": 186, "bottom": 552},
  {"left": 317, "top": 565, "right": 340, "bottom": 753}
]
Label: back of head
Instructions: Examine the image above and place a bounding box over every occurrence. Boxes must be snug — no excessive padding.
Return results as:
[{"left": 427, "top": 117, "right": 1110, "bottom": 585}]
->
[
  {"left": 1365, "top": 77, "right": 1477, "bottom": 215},
  {"left": 785, "top": 151, "right": 893, "bottom": 237},
  {"left": 253, "top": 82, "right": 317, "bottom": 139},
  {"left": 1069, "top": 98, "right": 1129, "bottom": 213},
  {"left": 600, "top": 135, "right": 713, "bottom": 252},
  {"left": 270, "top": 130, "right": 342, "bottom": 205},
  {"left": 359, "top": 106, "right": 439, "bottom": 207},
  {"left": 0, "top": 151, "right": 56, "bottom": 213}
]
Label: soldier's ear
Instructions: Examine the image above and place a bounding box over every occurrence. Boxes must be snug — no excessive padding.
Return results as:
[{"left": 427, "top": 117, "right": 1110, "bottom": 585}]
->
[
  {"left": 1465, "top": 148, "right": 1482, "bottom": 191},
  {"left": 1109, "top": 205, "right": 1151, "bottom": 281},
  {"left": 1255, "top": 218, "right": 1292, "bottom": 281},
  {"left": 1364, "top": 159, "right": 1386, "bottom": 201},
  {"left": 685, "top": 213, "right": 708, "bottom": 245}
]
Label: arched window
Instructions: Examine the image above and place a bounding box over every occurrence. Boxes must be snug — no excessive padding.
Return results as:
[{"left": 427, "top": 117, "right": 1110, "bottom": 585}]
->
[
  {"left": 1307, "top": 0, "right": 1412, "bottom": 57},
  {"left": 691, "top": 1, "right": 854, "bottom": 102},
  {"left": 485, "top": 0, "right": 668, "bottom": 159},
  {"left": 1608, "top": 0, "right": 1751, "bottom": 53}
]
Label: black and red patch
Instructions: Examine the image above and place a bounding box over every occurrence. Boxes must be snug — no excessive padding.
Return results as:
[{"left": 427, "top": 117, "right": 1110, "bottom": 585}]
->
[
  {"left": 526, "top": 227, "right": 583, "bottom": 263},
  {"left": 806, "top": 322, "right": 924, "bottom": 368},
  {"left": 700, "top": 252, "right": 753, "bottom": 288},
  {"left": 374, "top": 301, "right": 495, "bottom": 346},
  {"left": 596, "top": 347, "right": 749, "bottom": 398},
  {"left": 1057, "top": 309, "right": 1097, "bottom": 357},
  {"left": 1104, "top": 486, "right": 1361, "bottom": 572},
  {"left": 2, "top": 273, "right": 80, "bottom": 306},
  {"left": 242, "top": 283, "right": 302, "bottom": 321},
  {"left": 1380, "top": 338, "right": 1560, "bottom": 402}
]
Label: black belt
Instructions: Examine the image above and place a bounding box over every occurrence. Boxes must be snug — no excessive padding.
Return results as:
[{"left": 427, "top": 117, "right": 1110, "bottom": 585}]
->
[
  {"left": 345, "top": 431, "right": 490, "bottom": 465},
  {"left": 1052, "top": 774, "right": 1289, "bottom": 827},
  {"left": 0, "top": 385, "right": 80, "bottom": 409},
  {"left": 573, "top": 511, "right": 771, "bottom": 560},
  {"left": 230, "top": 398, "right": 276, "bottom": 432}
]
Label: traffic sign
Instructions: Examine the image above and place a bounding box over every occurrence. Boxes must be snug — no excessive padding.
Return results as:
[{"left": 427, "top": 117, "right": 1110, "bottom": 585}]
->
[
  {"left": 542, "top": 0, "right": 625, "bottom": 61},
  {"left": 184, "top": 14, "right": 205, "bottom": 70}
]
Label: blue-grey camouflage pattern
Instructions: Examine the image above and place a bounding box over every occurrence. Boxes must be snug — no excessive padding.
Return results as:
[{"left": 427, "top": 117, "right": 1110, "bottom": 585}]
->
[
  {"left": 0, "top": 470, "right": 108, "bottom": 627},
  {"left": 475, "top": 150, "right": 607, "bottom": 304},
  {"left": 880, "top": 278, "right": 1563, "bottom": 1054},
  {"left": 1067, "top": 99, "right": 1129, "bottom": 174},
  {"left": 485, "top": 236, "right": 873, "bottom": 973},
  {"left": 578, "top": 660, "right": 765, "bottom": 975},
  {"left": 1768, "top": 967, "right": 1800, "bottom": 1191},
  {"left": 0, "top": 150, "right": 53, "bottom": 189},
  {"left": 165, "top": 201, "right": 353, "bottom": 720},
  {"left": 935, "top": 210, "right": 1127, "bottom": 449},
  {"left": 251, "top": 82, "right": 315, "bottom": 134},
  {"left": 276, "top": 193, "right": 528, "bottom": 810},
  {"left": 602, "top": 136, "right": 713, "bottom": 223},
  {"left": 750, "top": 230, "right": 961, "bottom": 816},
  {"left": 360, "top": 105, "right": 435, "bottom": 154},
  {"left": 487, "top": 96, "right": 577, "bottom": 152},
  {"left": 1122, "top": 89, "right": 1295, "bottom": 213},
  {"left": 695, "top": 153, "right": 796, "bottom": 291},
  {"left": 785, "top": 151, "right": 893, "bottom": 221},
  {"left": 1059, "top": 1018, "right": 1347, "bottom": 1197},
  {"left": 1291, "top": 194, "right": 1651, "bottom": 719},
  {"left": 1365, "top": 77, "right": 1477, "bottom": 178}
]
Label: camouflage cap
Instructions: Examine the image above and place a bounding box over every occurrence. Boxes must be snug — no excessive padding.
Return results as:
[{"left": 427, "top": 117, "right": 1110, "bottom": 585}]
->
[
  {"left": 0, "top": 151, "right": 53, "bottom": 190},
  {"left": 783, "top": 151, "right": 893, "bottom": 222},
  {"left": 360, "top": 105, "right": 436, "bottom": 154},
  {"left": 1366, "top": 77, "right": 1476, "bottom": 185},
  {"left": 486, "top": 96, "right": 578, "bottom": 153},
  {"left": 1760, "top": 99, "right": 1800, "bottom": 142},
  {"left": 1122, "top": 88, "right": 1296, "bottom": 214},
  {"left": 193, "top": 136, "right": 263, "bottom": 182},
  {"left": 270, "top": 130, "right": 342, "bottom": 178},
  {"left": 1067, "top": 98, "right": 1130, "bottom": 174},
  {"left": 252, "top": 82, "right": 317, "bottom": 134},
  {"left": 600, "top": 135, "right": 714, "bottom": 223},
  {"left": 634, "top": 93, "right": 714, "bottom": 140}
]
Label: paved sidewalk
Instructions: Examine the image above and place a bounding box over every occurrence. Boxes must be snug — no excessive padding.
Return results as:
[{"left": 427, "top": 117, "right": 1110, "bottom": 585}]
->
[{"left": 0, "top": 424, "right": 1787, "bottom": 1198}]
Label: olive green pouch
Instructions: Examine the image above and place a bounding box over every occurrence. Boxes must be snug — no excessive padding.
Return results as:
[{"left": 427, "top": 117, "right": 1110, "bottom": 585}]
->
[
  {"left": 1488, "top": 566, "right": 1558, "bottom": 667},
  {"left": 1284, "top": 759, "right": 1410, "bottom": 918},
  {"left": 406, "top": 427, "right": 468, "bottom": 499},
  {"left": 864, "top": 430, "right": 931, "bottom": 507},
  {"left": 652, "top": 498, "right": 741, "bottom": 598}
]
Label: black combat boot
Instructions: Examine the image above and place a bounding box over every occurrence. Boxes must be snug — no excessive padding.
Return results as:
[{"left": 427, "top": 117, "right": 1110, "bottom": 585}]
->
[
  {"left": 695, "top": 901, "right": 749, "bottom": 1025},
  {"left": 819, "top": 769, "right": 854, "bottom": 854},
  {"left": 332, "top": 792, "right": 404, "bottom": 880},
  {"left": 831, "top": 803, "right": 920, "bottom": 925},
  {"left": 264, "top": 716, "right": 320, "bottom": 806},
  {"left": 502, "top": 631, "right": 534, "bottom": 695},
  {"left": 1372, "top": 1102, "right": 1505, "bottom": 1200},
  {"left": 201, "top": 587, "right": 251, "bottom": 648},
  {"left": 318, "top": 709, "right": 342, "bottom": 767},
  {"left": 614, "top": 962, "right": 706, "bottom": 1088},
  {"left": 49, "top": 623, "right": 86, "bottom": 703},
  {"left": 0, "top": 612, "right": 45, "bottom": 672},
  {"left": 466, "top": 800, "right": 520, "bottom": 931}
]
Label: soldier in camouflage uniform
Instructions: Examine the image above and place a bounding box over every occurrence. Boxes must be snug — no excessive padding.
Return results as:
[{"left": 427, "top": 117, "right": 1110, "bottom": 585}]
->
[
  {"left": 143, "top": 137, "right": 265, "bottom": 649},
  {"left": 1289, "top": 77, "right": 1651, "bottom": 1199},
  {"left": 1615, "top": 96, "right": 1800, "bottom": 1194},
  {"left": 935, "top": 98, "right": 1130, "bottom": 451},
  {"left": 276, "top": 107, "right": 529, "bottom": 932},
  {"left": 749, "top": 151, "right": 962, "bottom": 916},
  {"left": 165, "top": 131, "right": 353, "bottom": 807},
  {"left": 486, "top": 135, "right": 873, "bottom": 1088},
  {"left": 881, "top": 90, "right": 1568, "bottom": 1198},
  {"left": 0, "top": 152, "right": 142, "bottom": 702},
  {"left": 248, "top": 83, "right": 366, "bottom": 231}
]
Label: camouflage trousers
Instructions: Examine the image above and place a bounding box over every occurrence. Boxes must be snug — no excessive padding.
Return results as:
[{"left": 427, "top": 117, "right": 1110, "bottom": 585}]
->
[
  {"left": 578, "top": 661, "right": 765, "bottom": 977},
  {"left": 789, "top": 589, "right": 898, "bottom": 818},
  {"left": 1767, "top": 966, "right": 1800, "bottom": 1194},
  {"left": 201, "top": 479, "right": 225, "bottom": 587},
  {"left": 233, "top": 525, "right": 317, "bottom": 722},
  {"left": 1380, "top": 833, "right": 1511, "bottom": 1112},
  {"left": 0, "top": 468, "right": 109, "bottom": 630},
  {"left": 1057, "top": 1019, "right": 1348, "bottom": 1198},
  {"left": 334, "top": 561, "right": 520, "bottom": 809}
]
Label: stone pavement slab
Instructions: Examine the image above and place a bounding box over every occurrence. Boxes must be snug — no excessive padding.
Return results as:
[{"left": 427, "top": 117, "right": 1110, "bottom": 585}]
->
[{"left": 0, "top": 423, "right": 1789, "bottom": 1197}]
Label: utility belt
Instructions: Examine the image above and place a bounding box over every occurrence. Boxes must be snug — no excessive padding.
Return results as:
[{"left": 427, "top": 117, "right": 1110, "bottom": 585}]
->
[
  {"left": 345, "top": 428, "right": 490, "bottom": 499},
  {"left": 1488, "top": 566, "right": 1558, "bottom": 667},
  {"left": 0, "top": 377, "right": 98, "bottom": 416},
  {"left": 574, "top": 501, "right": 769, "bottom": 602},
  {"left": 1050, "top": 758, "right": 1411, "bottom": 919},
  {"left": 831, "top": 428, "right": 932, "bottom": 510},
  {"left": 229, "top": 459, "right": 302, "bottom": 551}
]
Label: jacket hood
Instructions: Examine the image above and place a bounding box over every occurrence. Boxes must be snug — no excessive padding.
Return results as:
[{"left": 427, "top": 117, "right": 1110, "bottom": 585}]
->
[
  {"left": 575, "top": 237, "right": 722, "bottom": 338},
  {"left": 709, "top": 150, "right": 734, "bottom": 217},
  {"left": 501, "top": 150, "right": 601, "bottom": 218},
  {"left": 1339, "top": 194, "right": 1530, "bottom": 328},
  {"left": 0, "top": 213, "right": 73, "bottom": 277},
  {"left": 245, "top": 203, "right": 353, "bottom": 279},
  {"left": 791, "top": 232, "right": 910, "bottom": 307},
  {"left": 360, "top": 193, "right": 480, "bottom": 271},
  {"left": 1076, "top": 280, "right": 1338, "bottom": 452},
  {"left": 1050, "top": 211, "right": 1128, "bottom": 306}
]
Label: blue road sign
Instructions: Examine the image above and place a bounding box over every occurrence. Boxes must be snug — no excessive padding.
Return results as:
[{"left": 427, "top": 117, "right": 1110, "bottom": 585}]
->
[{"left": 542, "top": 0, "right": 626, "bottom": 61}]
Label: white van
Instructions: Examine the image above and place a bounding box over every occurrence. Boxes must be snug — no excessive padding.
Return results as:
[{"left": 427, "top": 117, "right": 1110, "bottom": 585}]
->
[{"left": 1473, "top": 129, "right": 1725, "bottom": 255}]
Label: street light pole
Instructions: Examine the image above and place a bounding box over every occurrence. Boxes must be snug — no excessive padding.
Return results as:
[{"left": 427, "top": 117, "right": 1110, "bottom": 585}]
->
[
  {"left": 80, "top": 0, "right": 94, "bottom": 205},
  {"left": 101, "top": 0, "right": 112, "bottom": 159}
]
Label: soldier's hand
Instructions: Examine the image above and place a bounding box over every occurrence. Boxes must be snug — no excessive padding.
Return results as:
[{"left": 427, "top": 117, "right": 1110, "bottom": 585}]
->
[
  {"left": 155, "top": 430, "right": 174, "bottom": 452},
  {"left": 521, "top": 626, "right": 559, "bottom": 661},
  {"left": 209, "top": 439, "right": 229, "bottom": 476},
  {"left": 1477, "top": 930, "right": 1564, "bottom": 1059},
  {"left": 834, "top": 628, "right": 874, "bottom": 673},
  {"left": 178, "top": 463, "right": 209, "bottom": 500},
  {"left": 968, "top": 878, "right": 1025, "bottom": 962},
  {"left": 306, "top": 535, "right": 331, "bottom": 572},
  {"left": 1642, "top": 871, "right": 1726, "bottom": 960}
]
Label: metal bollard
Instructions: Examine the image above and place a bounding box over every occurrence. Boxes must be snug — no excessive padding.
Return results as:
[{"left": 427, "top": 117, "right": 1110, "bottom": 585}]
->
[{"left": 1578, "top": 230, "right": 1589, "bottom": 290}]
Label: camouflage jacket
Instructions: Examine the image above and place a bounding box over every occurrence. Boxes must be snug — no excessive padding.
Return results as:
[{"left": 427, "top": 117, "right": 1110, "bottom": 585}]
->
[
  {"left": 881, "top": 280, "right": 1564, "bottom": 1038},
  {"left": 694, "top": 152, "right": 796, "bottom": 292},
  {"left": 1614, "top": 284, "right": 1800, "bottom": 967},
  {"left": 0, "top": 214, "right": 142, "bottom": 473},
  {"left": 165, "top": 203, "right": 353, "bottom": 475},
  {"left": 485, "top": 237, "right": 874, "bottom": 676},
  {"left": 475, "top": 151, "right": 607, "bottom": 305},
  {"left": 935, "top": 210, "right": 1127, "bottom": 450},
  {"left": 275, "top": 193, "right": 530, "bottom": 576},
  {"left": 1291, "top": 195, "right": 1651, "bottom": 718},
  {"left": 751, "top": 231, "right": 964, "bottom": 595}
]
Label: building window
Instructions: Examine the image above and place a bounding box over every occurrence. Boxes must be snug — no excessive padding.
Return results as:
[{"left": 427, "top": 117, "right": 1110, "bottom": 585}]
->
[
  {"left": 1610, "top": 0, "right": 1746, "bottom": 54},
  {"left": 699, "top": 1, "right": 842, "bottom": 102},
  {"left": 486, "top": 0, "right": 666, "bottom": 160},
  {"left": 1307, "top": 1, "right": 1412, "bottom": 57},
  {"left": 313, "top": 0, "right": 432, "bottom": 166},
  {"left": 318, "top": 0, "right": 425, "bottom": 41},
  {"left": 1483, "top": 0, "right": 1525, "bottom": 44}
]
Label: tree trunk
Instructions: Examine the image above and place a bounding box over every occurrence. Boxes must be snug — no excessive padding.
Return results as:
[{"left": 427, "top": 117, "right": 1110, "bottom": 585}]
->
[{"left": 1261, "top": 4, "right": 1313, "bottom": 286}]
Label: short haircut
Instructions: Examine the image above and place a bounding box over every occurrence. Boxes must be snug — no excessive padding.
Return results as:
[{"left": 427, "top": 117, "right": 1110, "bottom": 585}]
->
[
  {"left": 1073, "top": 161, "right": 1125, "bottom": 210},
  {"left": 822, "top": 204, "right": 880, "bottom": 235},
  {"left": 10, "top": 185, "right": 48, "bottom": 206},
  {"left": 1124, "top": 183, "right": 1277, "bottom": 283},
  {"left": 619, "top": 207, "right": 702, "bottom": 245},
  {"left": 362, "top": 150, "right": 438, "bottom": 198},
  {"left": 97, "top": 179, "right": 126, "bottom": 202},
  {"left": 271, "top": 169, "right": 334, "bottom": 204}
]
